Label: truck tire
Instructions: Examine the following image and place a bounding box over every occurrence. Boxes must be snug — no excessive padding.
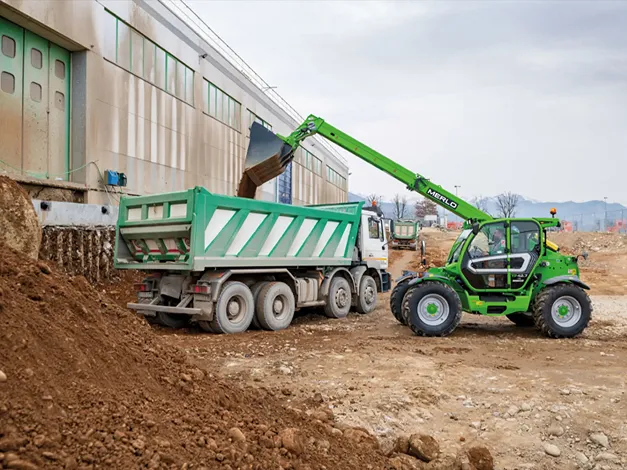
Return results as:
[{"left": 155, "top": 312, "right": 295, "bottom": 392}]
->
[
  {"left": 356, "top": 275, "right": 377, "bottom": 314},
  {"left": 209, "top": 281, "right": 255, "bottom": 334},
  {"left": 324, "top": 276, "right": 351, "bottom": 319},
  {"left": 405, "top": 282, "right": 462, "bottom": 337},
  {"left": 532, "top": 284, "right": 592, "bottom": 338},
  {"left": 152, "top": 312, "right": 191, "bottom": 329},
  {"left": 250, "top": 281, "right": 270, "bottom": 329},
  {"left": 390, "top": 281, "right": 411, "bottom": 325},
  {"left": 506, "top": 312, "right": 535, "bottom": 327},
  {"left": 256, "top": 282, "right": 295, "bottom": 331}
]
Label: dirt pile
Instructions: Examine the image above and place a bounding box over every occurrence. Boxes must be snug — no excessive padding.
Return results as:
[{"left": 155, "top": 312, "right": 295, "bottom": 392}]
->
[
  {"left": 0, "top": 177, "right": 41, "bottom": 260},
  {"left": 0, "top": 244, "right": 393, "bottom": 469}
]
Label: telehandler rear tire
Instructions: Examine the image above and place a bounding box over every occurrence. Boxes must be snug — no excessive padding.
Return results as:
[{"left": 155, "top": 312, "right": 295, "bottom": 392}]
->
[
  {"left": 506, "top": 312, "right": 535, "bottom": 327},
  {"left": 209, "top": 281, "right": 255, "bottom": 334},
  {"left": 405, "top": 282, "right": 462, "bottom": 337},
  {"left": 533, "top": 284, "right": 592, "bottom": 338},
  {"left": 390, "top": 281, "right": 411, "bottom": 325}
]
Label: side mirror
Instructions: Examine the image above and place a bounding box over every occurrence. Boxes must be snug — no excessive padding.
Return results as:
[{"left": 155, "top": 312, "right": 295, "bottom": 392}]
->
[{"left": 472, "top": 222, "right": 480, "bottom": 235}]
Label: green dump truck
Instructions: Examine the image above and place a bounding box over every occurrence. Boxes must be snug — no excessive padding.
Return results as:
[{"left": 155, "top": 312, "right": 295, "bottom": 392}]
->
[
  {"left": 390, "top": 219, "right": 421, "bottom": 251},
  {"left": 115, "top": 187, "right": 391, "bottom": 333}
]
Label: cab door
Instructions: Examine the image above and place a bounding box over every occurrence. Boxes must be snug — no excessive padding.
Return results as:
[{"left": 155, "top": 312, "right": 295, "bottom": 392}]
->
[
  {"left": 362, "top": 214, "right": 388, "bottom": 270},
  {"left": 508, "top": 220, "right": 542, "bottom": 290},
  {"left": 461, "top": 221, "right": 508, "bottom": 290}
]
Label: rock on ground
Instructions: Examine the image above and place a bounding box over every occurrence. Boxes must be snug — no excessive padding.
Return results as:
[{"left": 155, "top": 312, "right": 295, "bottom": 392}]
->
[
  {"left": 0, "top": 177, "right": 41, "bottom": 260},
  {"left": 408, "top": 434, "right": 440, "bottom": 462},
  {"left": 544, "top": 443, "right": 561, "bottom": 457}
]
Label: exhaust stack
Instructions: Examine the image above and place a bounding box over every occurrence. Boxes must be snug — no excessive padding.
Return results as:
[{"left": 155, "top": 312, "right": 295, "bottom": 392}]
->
[{"left": 237, "top": 122, "right": 296, "bottom": 198}]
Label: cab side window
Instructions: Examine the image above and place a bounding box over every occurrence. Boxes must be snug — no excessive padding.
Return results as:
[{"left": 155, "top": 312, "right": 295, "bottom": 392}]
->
[
  {"left": 368, "top": 217, "right": 380, "bottom": 239},
  {"left": 467, "top": 222, "right": 506, "bottom": 258},
  {"left": 511, "top": 221, "right": 540, "bottom": 254}
]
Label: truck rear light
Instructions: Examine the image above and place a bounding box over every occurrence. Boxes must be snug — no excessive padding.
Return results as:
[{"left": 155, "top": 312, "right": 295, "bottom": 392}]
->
[
  {"left": 193, "top": 284, "right": 210, "bottom": 294},
  {"left": 134, "top": 283, "right": 150, "bottom": 292}
]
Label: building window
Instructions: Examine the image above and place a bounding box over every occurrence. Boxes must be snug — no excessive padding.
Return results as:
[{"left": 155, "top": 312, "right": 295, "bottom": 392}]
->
[
  {"left": 30, "top": 82, "right": 42, "bottom": 102},
  {"left": 1, "top": 71, "right": 15, "bottom": 94},
  {"left": 302, "top": 150, "right": 322, "bottom": 176},
  {"left": 247, "top": 110, "right": 272, "bottom": 135},
  {"left": 1, "top": 35, "right": 15, "bottom": 58},
  {"left": 31, "top": 48, "right": 43, "bottom": 69},
  {"left": 106, "top": 11, "right": 194, "bottom": 105},
  {"left": 204, "top": 79, "right": 241, "bottom": 130},
  {"left": 55, "top": 60, "right": 65, "bottom": 79},
  {"left": 326, "top": 165, "right": 347, "bottom": 190}
]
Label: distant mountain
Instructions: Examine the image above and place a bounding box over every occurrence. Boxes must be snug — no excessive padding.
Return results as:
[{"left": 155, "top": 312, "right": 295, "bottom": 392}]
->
[{"left": 348, "top": 192, "right": 627, "bottom": 223}]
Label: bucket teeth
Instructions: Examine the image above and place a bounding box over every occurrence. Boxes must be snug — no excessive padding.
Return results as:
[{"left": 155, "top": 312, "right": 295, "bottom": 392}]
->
[{"left": 237, "top": 122, "right": 296, "bottom": 198}]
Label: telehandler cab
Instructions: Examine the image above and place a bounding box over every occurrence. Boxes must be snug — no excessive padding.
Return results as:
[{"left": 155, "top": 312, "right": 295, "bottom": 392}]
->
[{"left": 243, "top": 115, "right": 592, "bottom": 338}]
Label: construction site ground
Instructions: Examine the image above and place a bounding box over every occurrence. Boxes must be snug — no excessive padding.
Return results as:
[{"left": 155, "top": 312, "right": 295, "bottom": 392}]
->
[
  {"left": 2, "top": 207, "right": 626, "bottom": 469},
  {"left": 153, "top": 228, "right": 627, "bottom": 470}
]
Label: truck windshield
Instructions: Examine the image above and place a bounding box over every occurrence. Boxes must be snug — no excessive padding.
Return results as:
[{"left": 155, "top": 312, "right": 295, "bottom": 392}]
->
[{"left": 447, "top": 229, "right": 472, "bottom": 264}]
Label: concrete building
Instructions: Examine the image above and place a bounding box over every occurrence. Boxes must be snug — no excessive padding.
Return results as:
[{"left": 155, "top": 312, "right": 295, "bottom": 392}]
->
[{"left": 0, "top": 0, "right": 348, "bottom": 206}]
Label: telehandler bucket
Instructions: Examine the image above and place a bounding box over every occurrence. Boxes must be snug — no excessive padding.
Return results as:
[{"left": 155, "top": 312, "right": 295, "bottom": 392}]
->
[{"left": 237, "top": 122, "right": 296, "bottom": 198}]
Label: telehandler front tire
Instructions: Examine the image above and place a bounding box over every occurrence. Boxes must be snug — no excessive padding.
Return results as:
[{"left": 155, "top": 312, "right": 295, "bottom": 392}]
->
[
  {"left": 533, "top": 284, "right": 592, "bottom": 338},
  {"left": 405, "top": 282, "right": 462, "bottom": 337}
]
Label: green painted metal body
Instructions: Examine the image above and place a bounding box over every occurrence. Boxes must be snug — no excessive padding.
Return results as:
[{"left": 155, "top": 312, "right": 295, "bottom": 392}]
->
[
  {"left": 272, "top": 115, "right": 586, "bottom": 318},
  {"left": 392, "top": 220, "right": 418, "bottom": 241},
  {"left": 114, "top": 187, "right": 365, "bottom": 272}
]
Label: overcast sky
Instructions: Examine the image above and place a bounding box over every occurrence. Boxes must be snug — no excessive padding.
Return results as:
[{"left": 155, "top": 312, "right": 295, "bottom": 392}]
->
[{"left": 190, "top": 0, "right": 627, "bottom": 205}]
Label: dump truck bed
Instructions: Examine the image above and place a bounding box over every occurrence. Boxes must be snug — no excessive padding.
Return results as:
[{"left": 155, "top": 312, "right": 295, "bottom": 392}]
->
[{"left": 114, "top": 187, "right": 364, "bottom": 271}]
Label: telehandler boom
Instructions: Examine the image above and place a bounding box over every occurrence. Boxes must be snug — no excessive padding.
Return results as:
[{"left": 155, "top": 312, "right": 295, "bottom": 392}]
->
[{"left": 244, "top": 114, "right": 592, "bottom": 338}]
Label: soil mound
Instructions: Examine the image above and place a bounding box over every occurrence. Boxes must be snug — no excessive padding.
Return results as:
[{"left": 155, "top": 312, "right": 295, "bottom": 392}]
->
[
  {"left": 0, "top": 177, "right": 41, "bottom": 260},
  {"left": 0, "top": 244, "right": 391, "bottom": 469}
]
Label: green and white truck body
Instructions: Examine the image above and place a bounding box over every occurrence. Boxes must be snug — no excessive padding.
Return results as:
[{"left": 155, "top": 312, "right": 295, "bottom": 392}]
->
[
  {"left": 115, "top": 187, "right": 391, "bottom": 333},
  {"left": 390, "top": 219, "right": 420, "bottom": 250}
]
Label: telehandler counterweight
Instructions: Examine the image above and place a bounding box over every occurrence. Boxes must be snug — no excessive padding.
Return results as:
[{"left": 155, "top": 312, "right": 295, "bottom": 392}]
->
[{"left": 245, "top": 115, "right": 592, "bottom": 338}]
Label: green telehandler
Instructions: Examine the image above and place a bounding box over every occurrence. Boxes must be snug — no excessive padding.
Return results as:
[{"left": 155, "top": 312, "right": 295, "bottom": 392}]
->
[{"left": 243, "top": 115, "right": 592, "bottom": 338}]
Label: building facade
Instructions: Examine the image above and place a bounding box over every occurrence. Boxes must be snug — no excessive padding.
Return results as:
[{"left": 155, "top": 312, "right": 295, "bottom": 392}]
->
[{"left": 0, "top": 0, "right": 348, "bottom": 206}]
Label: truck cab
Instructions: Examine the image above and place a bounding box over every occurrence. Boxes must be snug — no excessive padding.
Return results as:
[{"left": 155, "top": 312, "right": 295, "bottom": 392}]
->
[{"left": 359, "top": 208, "right": 388, "bottom": 270}]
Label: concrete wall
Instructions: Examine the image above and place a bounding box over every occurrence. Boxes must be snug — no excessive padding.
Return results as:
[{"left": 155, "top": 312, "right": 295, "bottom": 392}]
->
[{"left": 0, "top": 0, "right": 348, "bottom": 206}]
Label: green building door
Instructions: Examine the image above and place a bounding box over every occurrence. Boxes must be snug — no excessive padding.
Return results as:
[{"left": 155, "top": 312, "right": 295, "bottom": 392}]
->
[{"left": 0, "top": 16, "right": 71, "bottom": 180}]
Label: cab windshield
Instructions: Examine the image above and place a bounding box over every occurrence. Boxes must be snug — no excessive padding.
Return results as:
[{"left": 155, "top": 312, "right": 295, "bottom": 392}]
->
[{"left": 447, "top": 229, "right": 472, "bottom": 264}]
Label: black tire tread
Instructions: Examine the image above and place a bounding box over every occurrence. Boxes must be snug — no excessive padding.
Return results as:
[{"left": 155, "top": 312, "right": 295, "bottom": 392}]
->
[
  {"left": 532, "top": 284, "right": 592, "bottom": 338},
  {"left": 356, "top": 275, "right": 377, "bottom": 314},
  {"left": 324, "top": 276, "right": 351, "bottom": 319},
  {"left": 256, "top": 282, "right": 295, "bottom": 331},
  {"left": 390, "top": 281, "right": 411, "bottom": 325}
]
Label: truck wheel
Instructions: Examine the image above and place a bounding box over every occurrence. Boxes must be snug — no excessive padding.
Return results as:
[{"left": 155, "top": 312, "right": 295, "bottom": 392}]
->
[
  {"left": 533, "top": 284, "right": 592, "bottom": 338},
  {"left": 390, "top": 281, "right": 411, "bottom": 325},
  {"left": 405, "top": 282, "right": 462, "bottom": 337},
  {"left": 256, "top": 282, "right": 295, "bottom": 331},
  {"left": 250, "top": 282, "right": 270, "bottom": 329},
  {"left": 209, "top": 281, "right": 255, "bottom": 334},
  {"left": 356, "top": 275, "right": 378, "bottom": 314},
  {"left": 324, "top": 276, "right": 351, "bottom": 319},
  {"left": 152, "top": 312, "right": 191, "bottom": 329}
]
